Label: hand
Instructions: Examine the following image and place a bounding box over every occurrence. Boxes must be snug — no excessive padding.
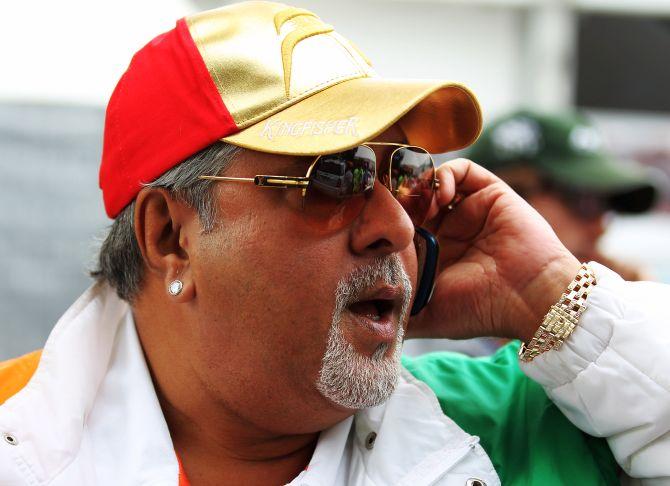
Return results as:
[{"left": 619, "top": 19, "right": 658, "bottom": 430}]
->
[{"left": 407, "top": 159, "right": 581, "bottom": 342}]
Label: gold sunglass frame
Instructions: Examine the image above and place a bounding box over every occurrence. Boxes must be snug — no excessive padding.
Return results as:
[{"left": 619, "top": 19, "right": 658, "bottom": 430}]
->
[{"left": 198, "top": 142, "right": 440, "bottom": 200}]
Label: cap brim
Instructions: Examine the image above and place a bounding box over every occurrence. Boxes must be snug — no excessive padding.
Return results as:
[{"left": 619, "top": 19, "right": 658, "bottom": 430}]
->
[
  {"left": 539, "top": 155, "right": 659, "bottom": 213},
  {"left": 539, "top": 155, "right": 651, "bottom": 191},
  {"left": 221, "top": 77, "right": 482, "bottom": 156}
]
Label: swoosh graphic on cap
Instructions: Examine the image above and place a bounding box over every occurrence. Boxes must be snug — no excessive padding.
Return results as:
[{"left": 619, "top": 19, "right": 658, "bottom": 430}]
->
[{"left": 275, "top": 8, "right": 334, "bottom": 98}]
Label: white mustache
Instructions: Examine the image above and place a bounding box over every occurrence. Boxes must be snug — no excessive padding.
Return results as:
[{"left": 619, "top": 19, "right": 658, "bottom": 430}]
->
[{"left": 334, "top": 254, "right": 412, "bottom": 326}]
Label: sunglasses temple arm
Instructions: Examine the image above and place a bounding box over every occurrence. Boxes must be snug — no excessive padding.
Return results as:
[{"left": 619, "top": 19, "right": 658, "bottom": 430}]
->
[
  {"left": 198, "top": 175, "right": 309, "bottom": 189},
  {"left": 198, "top": 175, "right": 255, "bottom": 182},
  {"left": 255, "top": 175, "right": 309, "bottom": 188}
]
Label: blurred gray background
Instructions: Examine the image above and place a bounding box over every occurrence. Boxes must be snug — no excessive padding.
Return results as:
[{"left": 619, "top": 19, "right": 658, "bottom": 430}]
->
[
  {"left": 0, "top": 104, "right": 107, "bottom": 359},
  {"left": 2, "top": 0, "right": 670, "bottom": 360}
]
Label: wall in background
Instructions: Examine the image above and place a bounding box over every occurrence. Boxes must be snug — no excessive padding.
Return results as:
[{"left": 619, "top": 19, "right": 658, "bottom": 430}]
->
[{"left": 0, "top": 104, "right": 106, "bottom": 359}]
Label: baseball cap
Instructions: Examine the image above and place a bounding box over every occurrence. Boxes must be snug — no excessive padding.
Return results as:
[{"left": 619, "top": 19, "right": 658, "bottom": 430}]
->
[
  {"left": 99, "top": 1, "right": 482, "bottom": 218},
  {"left": 466, "top": 110, "right": 659, "bottom": 213}
]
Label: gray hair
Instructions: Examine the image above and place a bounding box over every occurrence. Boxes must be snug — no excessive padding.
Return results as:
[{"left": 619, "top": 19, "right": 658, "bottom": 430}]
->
[{"left": 91, "top": 141, "right": 241, "bottom": 302}]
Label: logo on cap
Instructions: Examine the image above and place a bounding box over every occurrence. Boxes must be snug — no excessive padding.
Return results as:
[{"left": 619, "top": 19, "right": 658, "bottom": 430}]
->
[
  {"left": 275, "top": 8, "right": 334, "bottom": 98},
  {"left": 492, "top": 117, "right": 543, "bottom": 159},
  {"left": 261, "top": 117, "right": 360, "bottom": 140},
  {"left": 569, "top": 126, "right": 602, "bottom": 154}
]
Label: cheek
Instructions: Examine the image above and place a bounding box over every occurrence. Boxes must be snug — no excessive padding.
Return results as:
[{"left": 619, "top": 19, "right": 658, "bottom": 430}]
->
[{"left": 189, "top": 211, "right": 348, "bottom": 383}]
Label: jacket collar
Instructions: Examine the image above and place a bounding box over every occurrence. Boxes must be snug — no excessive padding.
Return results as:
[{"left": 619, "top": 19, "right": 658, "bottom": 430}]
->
[
  {"left": 0, "top": 283, "right": 177, "bottom": 485},
  {"left": 0, "top": 283, "right": 493, "bottom": 486}
]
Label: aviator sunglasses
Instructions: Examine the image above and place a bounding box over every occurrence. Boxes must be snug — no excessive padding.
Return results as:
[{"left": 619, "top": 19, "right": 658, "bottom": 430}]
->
[
  {"left": 199, "top": 142, "right": 441, "bottom": 316},
  {"left": 199, "top": 142, "right": 440, "bottom": 231}
]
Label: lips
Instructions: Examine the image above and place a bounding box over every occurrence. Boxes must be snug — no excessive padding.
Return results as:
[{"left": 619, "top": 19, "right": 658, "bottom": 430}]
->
[
  {"left": 345, "top": 285, "right": 403, "bottom": 344},
  {"left": 347, "top": 299, "right": 393, "bottom": 321}
]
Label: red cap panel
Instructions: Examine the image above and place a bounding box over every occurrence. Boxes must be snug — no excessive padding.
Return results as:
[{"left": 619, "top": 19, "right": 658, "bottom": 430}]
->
[{"left": 99, "top": 18, "right": 238, "bottom": 218}]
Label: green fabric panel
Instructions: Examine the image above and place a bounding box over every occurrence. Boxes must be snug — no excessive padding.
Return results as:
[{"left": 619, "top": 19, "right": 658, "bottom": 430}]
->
[{"left": 401, "top": 341, "right": 620, "bottom": 485}]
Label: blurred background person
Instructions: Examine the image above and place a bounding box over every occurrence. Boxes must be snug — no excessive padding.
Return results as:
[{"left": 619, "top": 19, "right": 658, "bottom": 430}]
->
[{"left": 466, "top": 110, "right": 663, "bottom": 281}]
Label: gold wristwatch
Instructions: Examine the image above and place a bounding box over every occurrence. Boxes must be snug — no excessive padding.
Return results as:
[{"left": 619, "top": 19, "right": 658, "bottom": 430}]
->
[{"left": 519, "top": 263, "right": 597, "bottom": 362}]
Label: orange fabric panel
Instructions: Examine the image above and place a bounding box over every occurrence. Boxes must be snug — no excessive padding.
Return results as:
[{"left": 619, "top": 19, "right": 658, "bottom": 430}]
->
[
  {"left": 0, "top": 350, "right": 42, "bottom": 405},
  {"left": 177, "top": 454, "right": 191, "bottom": 486}
]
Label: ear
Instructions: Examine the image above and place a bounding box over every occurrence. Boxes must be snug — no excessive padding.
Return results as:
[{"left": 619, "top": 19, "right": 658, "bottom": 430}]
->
[{"left": 134, "top": 187, "right": 196, "bottom": 302}]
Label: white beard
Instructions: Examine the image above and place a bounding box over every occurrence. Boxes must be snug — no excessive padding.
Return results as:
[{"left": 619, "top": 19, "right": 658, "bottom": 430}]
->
[{"left": 315, "top": 255, "right": 412, "bottom": 409}]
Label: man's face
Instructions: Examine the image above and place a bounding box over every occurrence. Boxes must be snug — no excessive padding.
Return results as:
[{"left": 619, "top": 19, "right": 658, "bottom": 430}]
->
[{"left": 183, "top": 124, "right": 418, "bottom": 433}]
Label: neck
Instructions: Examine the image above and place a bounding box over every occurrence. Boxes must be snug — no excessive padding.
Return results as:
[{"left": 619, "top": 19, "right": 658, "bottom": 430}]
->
[
  {"left": 161, "top": 391, "right": 319, "bottom": 486},
  {"left": 132, "top": 297, "right": 322, "bottom": 486}
]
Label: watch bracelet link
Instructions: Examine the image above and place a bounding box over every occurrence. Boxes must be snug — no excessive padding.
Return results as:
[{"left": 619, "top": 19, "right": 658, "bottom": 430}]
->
[{"left": 519, "top": 263, "right": 597, "bottom": 362}]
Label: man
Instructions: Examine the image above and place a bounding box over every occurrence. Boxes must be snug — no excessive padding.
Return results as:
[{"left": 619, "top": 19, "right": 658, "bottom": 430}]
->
[
  {"left": 0, "top": 2, "right": 669, "bottom": 485},
  {"left": 466, "top": 110, "right": 660, "bottom": 280}
]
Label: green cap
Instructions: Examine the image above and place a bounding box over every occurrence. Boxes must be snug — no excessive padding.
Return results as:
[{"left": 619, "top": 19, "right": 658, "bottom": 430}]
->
[{"left": 466, "top": 110, "right": 659, "bottom": 213}]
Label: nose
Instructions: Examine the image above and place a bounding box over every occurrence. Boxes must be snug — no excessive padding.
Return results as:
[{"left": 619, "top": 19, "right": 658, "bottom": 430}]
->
[{"left": 349, "top": 180, "right": 415, "bottom": 257}]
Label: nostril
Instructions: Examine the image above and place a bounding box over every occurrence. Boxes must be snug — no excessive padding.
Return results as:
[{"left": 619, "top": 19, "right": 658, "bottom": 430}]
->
[{"left": 367, "top": 238, "right": 392, "bottom": 251}]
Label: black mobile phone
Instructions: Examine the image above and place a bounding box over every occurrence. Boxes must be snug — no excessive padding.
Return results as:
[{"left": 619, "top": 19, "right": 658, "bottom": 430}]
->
[{"left": 410, "top": 227, "right": 439, "bottom": 316}]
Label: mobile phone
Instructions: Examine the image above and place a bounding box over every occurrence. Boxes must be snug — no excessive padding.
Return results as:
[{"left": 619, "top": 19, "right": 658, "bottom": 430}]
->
[{"left": 410, "top": 227, "right": 439, "bottom": 316}]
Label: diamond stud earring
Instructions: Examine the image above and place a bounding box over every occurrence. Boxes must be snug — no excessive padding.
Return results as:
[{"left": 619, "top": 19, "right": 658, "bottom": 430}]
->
[{"left": 168, "top": 280, "right": 183, "bottom": 296}]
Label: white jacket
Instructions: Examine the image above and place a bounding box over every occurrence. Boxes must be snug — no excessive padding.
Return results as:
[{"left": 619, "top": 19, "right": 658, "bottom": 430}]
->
[{"left": 0, "top": 262, "right": 668, "bottom": 485}]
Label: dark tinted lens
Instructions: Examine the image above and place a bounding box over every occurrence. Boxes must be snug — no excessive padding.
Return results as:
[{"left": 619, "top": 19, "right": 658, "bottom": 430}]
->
[
  {"left": 303, "top": 146, "right": 376, "bottom": 231},
  {"left": 388, "top": 146, "right": 435, "bottom": 225},
  {"left": 309, "top": 146, "right": 375, "bottom": 198}
]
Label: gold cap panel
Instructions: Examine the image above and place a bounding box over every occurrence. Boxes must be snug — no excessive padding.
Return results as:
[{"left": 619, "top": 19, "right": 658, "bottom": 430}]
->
[
  {"left": 222, "top": 77, "right": 482, "bottom": 155},
  {"left": 186, "top": 1, "right": 375, "bottom": 127}
]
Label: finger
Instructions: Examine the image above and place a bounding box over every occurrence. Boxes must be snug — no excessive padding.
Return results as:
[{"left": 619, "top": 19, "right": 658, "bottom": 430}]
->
[
  {"left": 423, "top": 161, "right": 457, "bottom": 222},
  {"left": 427, "top": 159, "right": 490, "bottom": 221},
  {"left": 424, "top": 158, "right": 504, "bottom": 227},
  {"left": 435, "top": 162, "right": 456, "bottom": 207},
  {"left": 439, "top": 158, "right": 503, "bottom": 199},
  {"left": 427, "top": 158, "right": 502, "bottom": 231}
]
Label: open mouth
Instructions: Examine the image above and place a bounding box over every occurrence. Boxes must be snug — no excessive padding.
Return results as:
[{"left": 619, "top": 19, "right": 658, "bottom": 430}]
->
[
  {"left": 347, "top": 298, "right": 395, "bottom": 322},
  {"left": 344, "top": 285, "right": 403, "bottom": 345}
]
